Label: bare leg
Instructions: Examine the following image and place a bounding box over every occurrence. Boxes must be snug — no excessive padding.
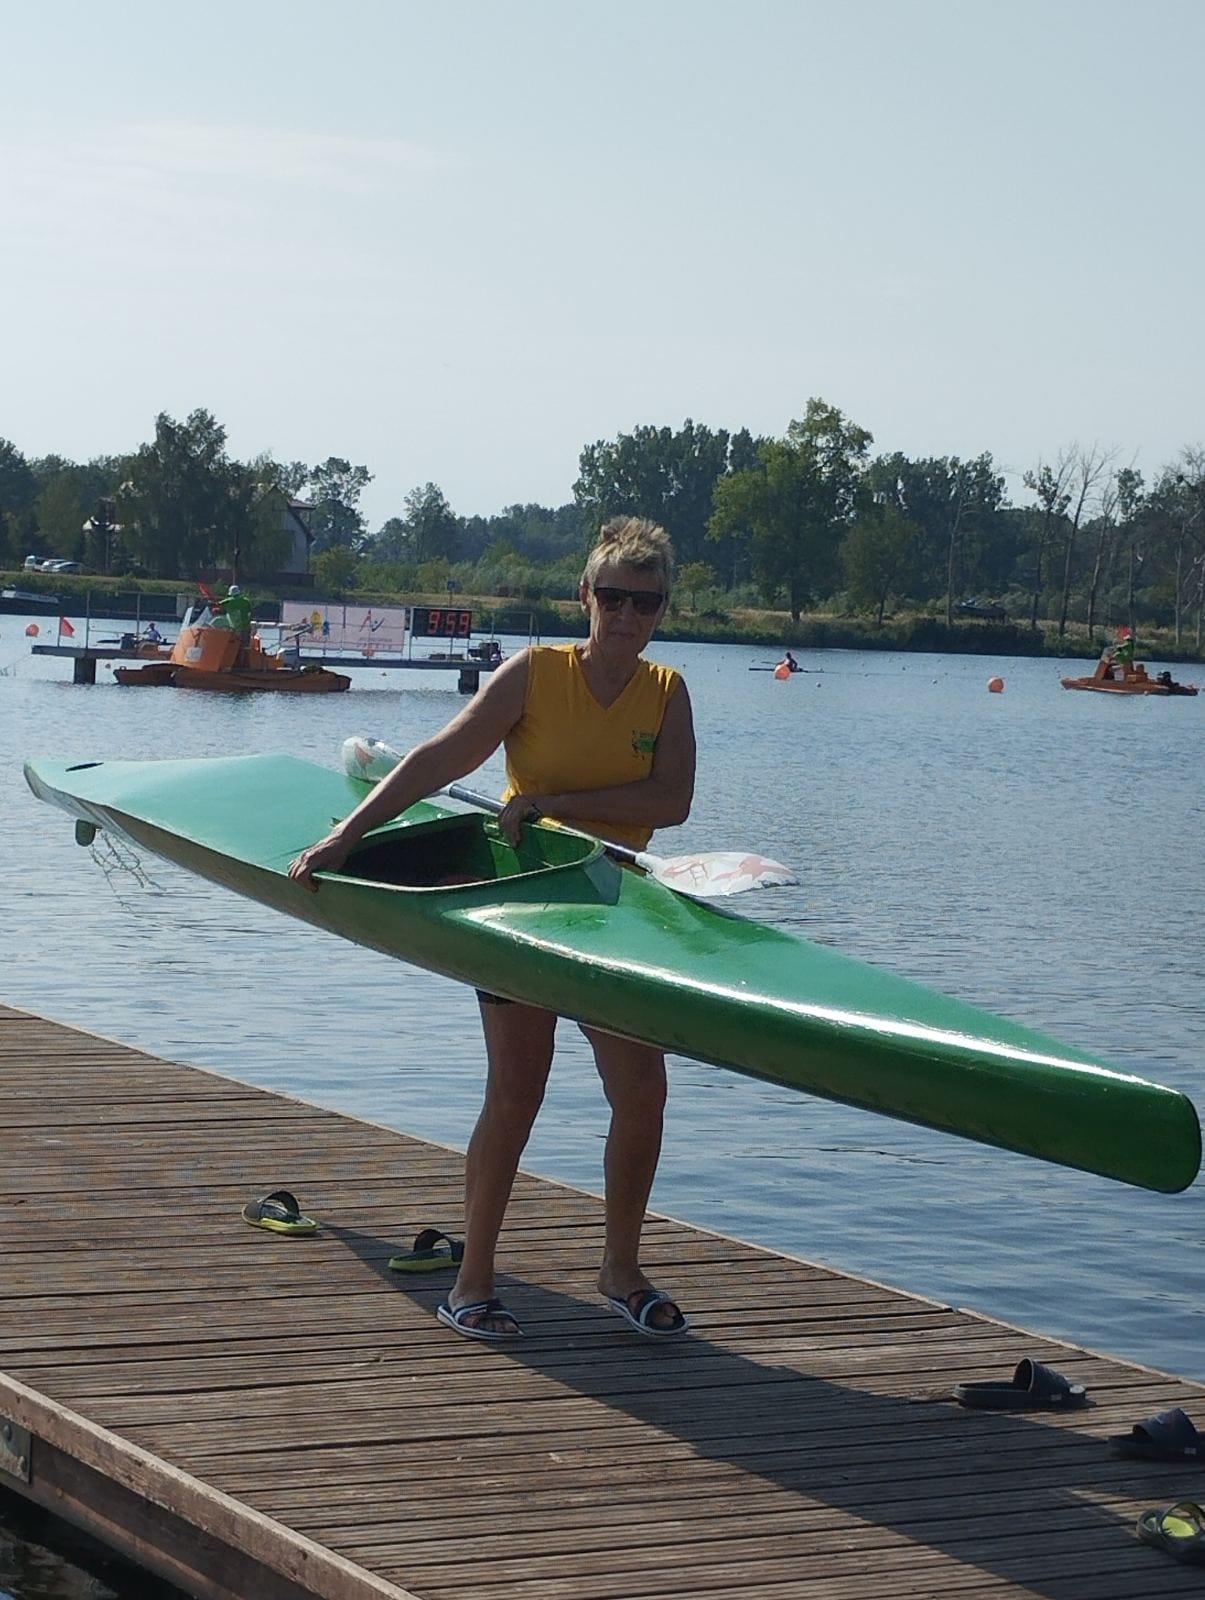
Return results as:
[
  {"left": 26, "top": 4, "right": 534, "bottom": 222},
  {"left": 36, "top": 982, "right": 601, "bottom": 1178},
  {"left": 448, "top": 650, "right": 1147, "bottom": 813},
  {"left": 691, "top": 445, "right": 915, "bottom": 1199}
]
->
[
  {"left": 445, "top": 999, "right": 556, "bottom": 1335},
  {"left": 584, "top": 1027, "right": 684, "bottom": 1331}
]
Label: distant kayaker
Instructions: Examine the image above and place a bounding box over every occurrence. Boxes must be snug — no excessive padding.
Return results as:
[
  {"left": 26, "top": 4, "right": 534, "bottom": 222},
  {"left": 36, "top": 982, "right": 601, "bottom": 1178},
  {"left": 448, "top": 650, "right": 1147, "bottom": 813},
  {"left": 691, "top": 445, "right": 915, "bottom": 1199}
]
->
[
  {"left": 289, "top": 516, "right": 695, "bottom": 1343},
  {"left": 780, "top": 650, "right": 798, "bottom": 672}
]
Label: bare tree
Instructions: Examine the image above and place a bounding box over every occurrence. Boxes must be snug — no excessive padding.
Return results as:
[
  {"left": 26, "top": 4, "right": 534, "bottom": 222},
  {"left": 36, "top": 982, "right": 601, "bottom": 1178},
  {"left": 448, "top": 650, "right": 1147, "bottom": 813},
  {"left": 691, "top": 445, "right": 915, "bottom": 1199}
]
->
[
  {"left": 1022, "top": 452, "right": 1074, "bottom": 630},
  {"left": 1085, "top": 468, "right": 1124, "bottom": 642},
  {"left": 1057, "top": 444, "right": 1118, "bottom": 637}
]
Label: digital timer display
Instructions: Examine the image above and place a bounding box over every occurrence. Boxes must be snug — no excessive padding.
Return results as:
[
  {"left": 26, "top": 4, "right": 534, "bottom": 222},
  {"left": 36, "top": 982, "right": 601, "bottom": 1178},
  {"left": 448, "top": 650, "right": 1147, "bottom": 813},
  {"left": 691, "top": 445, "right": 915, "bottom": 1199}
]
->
[{"left": 410, "top": 607, "right": 473, "bottom": 638}]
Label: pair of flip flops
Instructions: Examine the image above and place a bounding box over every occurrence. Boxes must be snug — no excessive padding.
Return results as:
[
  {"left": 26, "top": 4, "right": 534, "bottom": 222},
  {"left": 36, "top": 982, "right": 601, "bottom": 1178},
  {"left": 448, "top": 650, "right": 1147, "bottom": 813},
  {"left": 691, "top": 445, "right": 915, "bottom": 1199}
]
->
[
  {"left": 241, "top": 1190, "right": 318, "bottom": 1235},
  {"left": 1136, "top": 1500, "right": 1205, "bottom": 1564},
  {"left": 388, "top": 1228, "right": 464, "bottom": 1273},
  {"left": 1112, "top": 1406, "right": 1205, "bottom": 1462},
  {"left": 952, "top": 1358, "right": 1087, "bottom": 1410}
]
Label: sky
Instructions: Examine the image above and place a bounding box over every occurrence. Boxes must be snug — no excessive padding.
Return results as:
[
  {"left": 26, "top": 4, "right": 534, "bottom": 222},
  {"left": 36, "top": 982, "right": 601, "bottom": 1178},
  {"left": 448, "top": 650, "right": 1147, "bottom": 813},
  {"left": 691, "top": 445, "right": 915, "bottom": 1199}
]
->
[{"left": 3, "top": 0, "right": 1203, "bottom": 531}]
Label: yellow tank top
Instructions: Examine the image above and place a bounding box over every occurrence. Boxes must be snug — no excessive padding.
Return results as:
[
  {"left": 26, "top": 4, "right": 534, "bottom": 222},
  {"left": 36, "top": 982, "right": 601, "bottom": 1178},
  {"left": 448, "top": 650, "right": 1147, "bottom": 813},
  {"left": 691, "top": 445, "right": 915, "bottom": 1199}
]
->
[{"left": 503, "top": 644, "right": 681, "bottom": 849}]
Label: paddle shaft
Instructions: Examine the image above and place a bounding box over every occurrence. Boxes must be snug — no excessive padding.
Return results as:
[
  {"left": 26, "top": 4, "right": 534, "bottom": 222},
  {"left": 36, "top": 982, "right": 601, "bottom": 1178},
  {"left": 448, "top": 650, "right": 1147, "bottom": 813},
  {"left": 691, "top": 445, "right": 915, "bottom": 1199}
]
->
[
  {"left": 344, "top": 738, "right": 796, "bottom": 896},
  {"left": 442, "top": 783, "right": 648, "bottom": 869}
]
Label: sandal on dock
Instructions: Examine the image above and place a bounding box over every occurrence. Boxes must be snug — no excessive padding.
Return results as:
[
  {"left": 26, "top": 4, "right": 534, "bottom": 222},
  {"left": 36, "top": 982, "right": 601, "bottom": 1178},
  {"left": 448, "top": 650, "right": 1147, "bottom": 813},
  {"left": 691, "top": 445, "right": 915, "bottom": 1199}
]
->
[
  {"left": 605, "top": 1288, "right": 689, "bottom": 1339},
  {"left": 436, "top": 1298, "right": 523, "bottom": 1342},
  {"left": 388, "top": 1228, "right": 464, "bottom": 1272},
  {"left": 952, "top": 1357, "right": 1086, "bottom": 1410},
  {"left": 1112, "top": 1407, "right": 1205, "bottom": 1462},
  {"left": 241, "top": 1189, "right": 318, "bottom": 1235},
  {"left": 1136, "top": 1501, "right": 1205, "bottom": 1564}
]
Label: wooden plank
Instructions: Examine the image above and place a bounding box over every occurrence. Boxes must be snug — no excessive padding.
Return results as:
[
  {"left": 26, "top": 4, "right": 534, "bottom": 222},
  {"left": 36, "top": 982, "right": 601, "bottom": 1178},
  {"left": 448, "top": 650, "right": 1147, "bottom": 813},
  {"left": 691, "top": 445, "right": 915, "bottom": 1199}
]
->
[{"left": 1, "top": 1000, "right": 1202, "bottom": 1600}]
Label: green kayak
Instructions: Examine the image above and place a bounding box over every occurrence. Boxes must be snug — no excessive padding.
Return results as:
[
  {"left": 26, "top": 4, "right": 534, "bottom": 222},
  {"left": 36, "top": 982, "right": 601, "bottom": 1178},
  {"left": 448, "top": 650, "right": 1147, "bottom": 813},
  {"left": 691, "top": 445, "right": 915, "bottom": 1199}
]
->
[{"left": 23, "top": 753, "right": 1200, "bottom": 1194}]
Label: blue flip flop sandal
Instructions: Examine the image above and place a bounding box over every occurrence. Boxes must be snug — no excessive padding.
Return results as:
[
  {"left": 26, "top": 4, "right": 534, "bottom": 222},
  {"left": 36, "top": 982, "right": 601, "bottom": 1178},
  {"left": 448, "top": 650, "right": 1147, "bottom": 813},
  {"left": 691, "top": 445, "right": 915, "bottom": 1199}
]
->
[
  {"left": 1112, "top": 1408, "right": 1205, "bottom": 1462},
  {"left": 1136, "top": 1501, "right": 1205, "bottom": 1564},
  {"left": 389, "top": 1228, "right": 464, "bottom": 1273},
  {"left": 952, "top": 1357, "right": 1087, "bottom": 1410},
  {"left": 241, "top": 1189, "right": 318, "bottom": 1235},
  {"left": 605, "top": 1288, "right": 689, "bottom": 1339}
]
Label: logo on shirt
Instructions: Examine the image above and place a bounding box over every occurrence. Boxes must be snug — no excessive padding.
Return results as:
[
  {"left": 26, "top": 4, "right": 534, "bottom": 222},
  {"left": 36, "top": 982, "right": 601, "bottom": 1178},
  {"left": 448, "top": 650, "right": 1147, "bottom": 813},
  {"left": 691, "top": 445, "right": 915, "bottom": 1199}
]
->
[{"left": 632, "top": 730, "right": 658, "bottom": 756}]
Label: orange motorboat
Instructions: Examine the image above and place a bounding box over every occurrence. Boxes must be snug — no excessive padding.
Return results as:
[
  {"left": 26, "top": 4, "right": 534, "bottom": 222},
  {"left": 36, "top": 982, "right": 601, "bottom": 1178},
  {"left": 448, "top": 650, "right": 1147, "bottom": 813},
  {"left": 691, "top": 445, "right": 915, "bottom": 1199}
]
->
[
  {"left": 115, "top": 622, "right": 351, "bottom": 693},
  {"left": 1061, "top": 655, "right": 1198, "bottom": 696}
]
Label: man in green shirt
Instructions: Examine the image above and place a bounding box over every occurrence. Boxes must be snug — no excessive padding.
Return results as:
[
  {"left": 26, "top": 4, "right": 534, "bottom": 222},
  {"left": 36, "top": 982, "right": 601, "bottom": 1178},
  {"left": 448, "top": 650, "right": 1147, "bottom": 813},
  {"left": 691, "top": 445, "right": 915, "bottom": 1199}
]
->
[{"left": 213, "top": 585, "right": 253, "bottom": 634}]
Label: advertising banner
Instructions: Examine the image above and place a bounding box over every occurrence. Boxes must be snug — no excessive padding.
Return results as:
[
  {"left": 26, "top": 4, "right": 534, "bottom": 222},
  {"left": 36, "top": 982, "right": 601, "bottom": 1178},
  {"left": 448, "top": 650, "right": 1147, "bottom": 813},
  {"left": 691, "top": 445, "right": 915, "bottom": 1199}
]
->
[{"left": 281, "top": 602, "right": 410, "bottom": 655}]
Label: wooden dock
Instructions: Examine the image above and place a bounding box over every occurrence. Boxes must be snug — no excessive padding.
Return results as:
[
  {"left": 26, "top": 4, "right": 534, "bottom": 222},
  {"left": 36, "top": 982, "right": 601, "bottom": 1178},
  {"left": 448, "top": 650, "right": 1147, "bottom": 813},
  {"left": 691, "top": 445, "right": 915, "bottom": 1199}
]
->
[{"left": 1, "top": 1000, "right": 1201, "bottom": 1600}]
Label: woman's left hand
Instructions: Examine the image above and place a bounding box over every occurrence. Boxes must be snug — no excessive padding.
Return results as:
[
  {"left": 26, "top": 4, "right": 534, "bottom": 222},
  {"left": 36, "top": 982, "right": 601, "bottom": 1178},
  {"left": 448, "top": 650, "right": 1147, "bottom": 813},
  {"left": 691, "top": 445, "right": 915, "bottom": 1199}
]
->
[{"left": 497, "top": 795, "right": 544, "bottom": 846}]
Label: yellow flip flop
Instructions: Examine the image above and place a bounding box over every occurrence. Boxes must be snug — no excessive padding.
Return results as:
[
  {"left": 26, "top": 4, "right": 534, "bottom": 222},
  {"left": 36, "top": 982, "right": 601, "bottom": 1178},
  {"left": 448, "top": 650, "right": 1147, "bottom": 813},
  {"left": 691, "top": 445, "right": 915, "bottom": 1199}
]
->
[{"left": 1136, "top": 1501, "right": 1205, "bottom": 1564}]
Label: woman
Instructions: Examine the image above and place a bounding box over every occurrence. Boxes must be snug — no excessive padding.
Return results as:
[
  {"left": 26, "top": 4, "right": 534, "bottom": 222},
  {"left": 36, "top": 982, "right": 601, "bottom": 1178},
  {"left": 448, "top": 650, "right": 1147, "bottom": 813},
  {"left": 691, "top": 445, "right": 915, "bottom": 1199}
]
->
[{"left": 289, "top": 517, "right": 696, "bottom": 1342}]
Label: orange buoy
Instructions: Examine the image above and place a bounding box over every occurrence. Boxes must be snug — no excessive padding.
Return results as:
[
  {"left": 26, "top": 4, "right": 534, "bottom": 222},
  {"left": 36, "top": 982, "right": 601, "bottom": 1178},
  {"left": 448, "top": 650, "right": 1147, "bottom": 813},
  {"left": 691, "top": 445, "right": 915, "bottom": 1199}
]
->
[
  {"left": 25, "top": 623, "right": 39, "bottom": 636},
  {"left": 773, "top": 663, "right": 791, "bottom": 680},
  {"left": 987, "top": 676, "right": 1004, "bottom": 693}
]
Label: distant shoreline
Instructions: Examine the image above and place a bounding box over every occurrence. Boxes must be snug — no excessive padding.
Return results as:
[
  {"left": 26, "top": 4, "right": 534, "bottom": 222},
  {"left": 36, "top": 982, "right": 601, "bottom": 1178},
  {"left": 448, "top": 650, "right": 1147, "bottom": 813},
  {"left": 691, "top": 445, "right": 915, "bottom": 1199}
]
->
[{"left": 4, "top": 572, "right": 1200, "bottom": 665}]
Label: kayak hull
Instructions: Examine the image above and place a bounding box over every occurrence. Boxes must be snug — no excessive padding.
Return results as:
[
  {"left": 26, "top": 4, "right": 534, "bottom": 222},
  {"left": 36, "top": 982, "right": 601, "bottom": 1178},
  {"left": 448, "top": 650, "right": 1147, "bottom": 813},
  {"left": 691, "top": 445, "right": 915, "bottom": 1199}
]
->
[{"left": 23, "top": 754, "right": 1200, "bottom": 1194}]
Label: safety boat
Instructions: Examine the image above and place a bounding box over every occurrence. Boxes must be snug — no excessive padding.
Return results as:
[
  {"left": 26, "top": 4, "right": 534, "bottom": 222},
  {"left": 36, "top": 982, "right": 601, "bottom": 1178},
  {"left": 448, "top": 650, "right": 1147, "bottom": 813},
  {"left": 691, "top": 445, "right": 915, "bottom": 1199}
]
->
[
  {"left": 114, "top": 620, "right": 350, "bottom": 694},
  {"left": 23, "top": 750, "right": 1200, "bottom": 1194},
  {"left": 1060, "top": 657, "right": 1198, "bottom": 696}
]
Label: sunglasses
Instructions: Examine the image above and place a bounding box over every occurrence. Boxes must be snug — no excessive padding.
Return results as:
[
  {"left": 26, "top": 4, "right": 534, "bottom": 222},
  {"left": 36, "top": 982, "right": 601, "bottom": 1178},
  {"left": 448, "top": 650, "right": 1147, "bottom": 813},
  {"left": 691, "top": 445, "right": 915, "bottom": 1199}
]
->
[{"left": 592, "top": 585, "right": 665, "bottom": 617}]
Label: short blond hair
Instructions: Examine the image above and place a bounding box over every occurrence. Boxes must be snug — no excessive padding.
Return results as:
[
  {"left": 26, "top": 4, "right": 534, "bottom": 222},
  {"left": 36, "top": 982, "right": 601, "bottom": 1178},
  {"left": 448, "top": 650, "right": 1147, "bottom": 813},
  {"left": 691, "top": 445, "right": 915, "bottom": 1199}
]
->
[{"left": 582, "top": 516, "right": 674, "bottom": 591}]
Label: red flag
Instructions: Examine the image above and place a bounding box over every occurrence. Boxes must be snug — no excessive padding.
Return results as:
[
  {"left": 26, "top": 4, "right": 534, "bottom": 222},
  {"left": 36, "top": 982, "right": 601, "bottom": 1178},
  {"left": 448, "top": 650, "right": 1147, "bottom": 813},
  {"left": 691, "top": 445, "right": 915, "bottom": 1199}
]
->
[{"left": 58, "top": 616, "right": 75, "bottom": 638}]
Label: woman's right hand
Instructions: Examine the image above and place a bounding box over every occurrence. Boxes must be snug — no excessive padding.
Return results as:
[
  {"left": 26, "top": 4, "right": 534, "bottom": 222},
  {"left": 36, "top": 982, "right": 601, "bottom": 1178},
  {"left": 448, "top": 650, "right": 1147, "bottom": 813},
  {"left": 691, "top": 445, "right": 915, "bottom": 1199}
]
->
[{"left": 288, "top": 831, "right": 352, "bottom": 892}]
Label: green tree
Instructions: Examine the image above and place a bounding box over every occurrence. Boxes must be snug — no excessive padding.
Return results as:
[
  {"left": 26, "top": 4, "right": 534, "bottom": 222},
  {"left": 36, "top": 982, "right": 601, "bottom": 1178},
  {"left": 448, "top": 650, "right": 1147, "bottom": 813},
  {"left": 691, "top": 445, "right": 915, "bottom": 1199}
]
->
[
  {"left": 307, "top": 457, "right": 372, "bottom": 551},
  {"left": 575, "top": 419, "right": 742, "bottom": 568},
  {"left": 0, "top": 439, "right": 38, "bottom": 565},
  {"left": 868, "top": 452, "right": 1008, "bottom": 615},
  {"left": 117, "top": 410, "right": 247, "bottom": 577},
  {"left": 416, "top": 557, "right": 453, "bottom": 592},
  {"left": 676, "top": 561, "right": 716, "bottom": 611},
  {"left": 708, "top": 400, "right": 872, "bottom": 621},
  {"left": 841, "top": 506, "right": 920, "bottom": 626},
  {"left": 32, "top": 456, "right": 121, "bottom": 562},
  {"left": 401, "top": 483, "right": 461, "bottom": 563},
  {"left": 312, "top": 544, "right": 360, "bottom": 592},
  {"left": 370, "top": 517, "right": 410, "bottom": 561}
]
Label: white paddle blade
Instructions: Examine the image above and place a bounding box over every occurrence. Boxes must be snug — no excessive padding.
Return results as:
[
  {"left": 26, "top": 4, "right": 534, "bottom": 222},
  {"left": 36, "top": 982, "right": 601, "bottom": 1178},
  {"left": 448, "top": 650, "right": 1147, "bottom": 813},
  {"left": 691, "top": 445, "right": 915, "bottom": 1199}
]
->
[
  {"left": 646, "top": 851, "right": 799, "bottom": 898},
  {"left": 342, "top": 734, "right": 403, "bottom": 782}
]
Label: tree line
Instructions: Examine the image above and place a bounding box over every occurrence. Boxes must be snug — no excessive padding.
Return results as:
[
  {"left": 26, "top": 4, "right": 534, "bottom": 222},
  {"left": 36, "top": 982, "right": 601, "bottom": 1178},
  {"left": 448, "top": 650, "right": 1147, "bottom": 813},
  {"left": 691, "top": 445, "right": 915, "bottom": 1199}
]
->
[{"left": 3, "top": 402, "right": 1204, "bottom": 647}]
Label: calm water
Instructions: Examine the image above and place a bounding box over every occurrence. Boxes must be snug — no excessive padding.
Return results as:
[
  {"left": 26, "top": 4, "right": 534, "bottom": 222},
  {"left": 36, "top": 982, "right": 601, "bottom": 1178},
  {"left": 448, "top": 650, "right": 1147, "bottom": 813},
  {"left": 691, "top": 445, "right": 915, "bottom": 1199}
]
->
[{"left": 2, "top": 622, "right": 1203, "bottom": 1596}]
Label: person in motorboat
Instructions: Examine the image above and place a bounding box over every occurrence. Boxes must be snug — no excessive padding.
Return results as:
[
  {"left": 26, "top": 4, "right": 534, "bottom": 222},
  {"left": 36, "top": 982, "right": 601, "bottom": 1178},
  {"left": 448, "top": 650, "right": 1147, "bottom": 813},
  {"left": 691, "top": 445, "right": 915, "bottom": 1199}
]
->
[
  {"left": 289, "top": 517, "right": 696, "bottom": 1343},
  {"left": 211, "top": 584, "right": 253, "bottom": 635},
  {"left": 142, "top": 621, "right": 163, "bottom": 644}
]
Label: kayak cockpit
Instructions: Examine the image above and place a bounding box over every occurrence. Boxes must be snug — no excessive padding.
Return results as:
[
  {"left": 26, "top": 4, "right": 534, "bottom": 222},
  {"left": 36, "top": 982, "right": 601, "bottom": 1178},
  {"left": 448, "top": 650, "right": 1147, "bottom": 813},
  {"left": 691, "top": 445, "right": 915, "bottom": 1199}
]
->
[{"left": 339, "top": 812, "right": 598, "bottom": 889}]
